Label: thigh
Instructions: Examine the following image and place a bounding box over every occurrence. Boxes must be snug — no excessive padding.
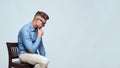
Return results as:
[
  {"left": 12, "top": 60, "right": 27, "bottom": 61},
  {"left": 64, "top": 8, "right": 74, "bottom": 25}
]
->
[{"left": 19, "top": 53, "right": 48, "bottom": 65}]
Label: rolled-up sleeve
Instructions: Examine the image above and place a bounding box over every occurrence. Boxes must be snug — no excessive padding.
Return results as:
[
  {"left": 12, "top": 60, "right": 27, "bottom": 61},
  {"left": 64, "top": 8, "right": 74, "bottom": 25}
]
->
[{"left": 38, "top": 39, "right": 46, "bottom": 56}]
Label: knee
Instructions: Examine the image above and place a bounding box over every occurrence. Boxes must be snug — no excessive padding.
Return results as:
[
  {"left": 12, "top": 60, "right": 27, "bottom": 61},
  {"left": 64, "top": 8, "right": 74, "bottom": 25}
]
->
[
  {"left": 34, "top": 64, "right": 40, "bottom": 68},
  {"left": 41, "top": 57, "right": 49, "bottom": 65}
]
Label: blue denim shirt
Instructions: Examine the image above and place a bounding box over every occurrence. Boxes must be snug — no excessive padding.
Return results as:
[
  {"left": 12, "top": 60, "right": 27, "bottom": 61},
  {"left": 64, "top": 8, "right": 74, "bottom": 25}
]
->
[{"left": 18, "top": 22, "right": 46, "bottom": 56}]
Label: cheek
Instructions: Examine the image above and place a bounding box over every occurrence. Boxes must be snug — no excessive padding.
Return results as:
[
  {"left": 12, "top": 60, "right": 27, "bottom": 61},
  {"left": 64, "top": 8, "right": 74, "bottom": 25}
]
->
[{"left": 37, "top": 21, "right": 42, "bottom": 26}]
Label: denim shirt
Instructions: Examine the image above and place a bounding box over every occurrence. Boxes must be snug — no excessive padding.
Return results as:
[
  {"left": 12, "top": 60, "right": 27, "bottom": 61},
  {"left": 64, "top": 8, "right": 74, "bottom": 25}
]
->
[{"left": 18, "top": 22, "right": 46, "bottom": 56}]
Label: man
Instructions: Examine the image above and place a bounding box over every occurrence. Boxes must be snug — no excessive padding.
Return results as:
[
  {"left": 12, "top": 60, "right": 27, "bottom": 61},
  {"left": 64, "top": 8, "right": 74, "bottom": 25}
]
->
[{"left": 18, "top": 11, "right": 49, "bottom": 68}]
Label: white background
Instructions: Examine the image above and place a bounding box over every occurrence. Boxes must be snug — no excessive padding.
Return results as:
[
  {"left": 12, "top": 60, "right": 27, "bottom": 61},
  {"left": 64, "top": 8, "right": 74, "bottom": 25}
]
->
[{"left": 0, "top": 0, "right": 120, "bottom": 68}]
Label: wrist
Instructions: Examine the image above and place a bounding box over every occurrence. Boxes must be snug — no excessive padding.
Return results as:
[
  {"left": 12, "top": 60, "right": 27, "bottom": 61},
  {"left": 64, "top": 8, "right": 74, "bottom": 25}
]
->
[{"left": 38, "top": 35, "right": 42, "bottom": 38}]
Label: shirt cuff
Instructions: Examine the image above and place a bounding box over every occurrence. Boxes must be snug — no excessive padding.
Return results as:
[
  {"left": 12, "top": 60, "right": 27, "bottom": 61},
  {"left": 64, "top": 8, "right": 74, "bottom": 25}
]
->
[{"left": 36, "top": 37, "right": 42, "bottom": 42}]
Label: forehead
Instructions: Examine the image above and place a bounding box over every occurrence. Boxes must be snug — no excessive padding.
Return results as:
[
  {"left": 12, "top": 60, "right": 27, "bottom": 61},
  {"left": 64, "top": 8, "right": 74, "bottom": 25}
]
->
[{"left": 36, "top": 16, "right": 46, "bottom": 23}]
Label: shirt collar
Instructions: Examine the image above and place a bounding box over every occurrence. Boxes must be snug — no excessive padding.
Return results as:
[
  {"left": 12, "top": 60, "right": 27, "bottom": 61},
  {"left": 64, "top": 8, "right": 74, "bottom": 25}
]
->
[{"left": 30, "top": 22, "right": 37, "bottom": 32}]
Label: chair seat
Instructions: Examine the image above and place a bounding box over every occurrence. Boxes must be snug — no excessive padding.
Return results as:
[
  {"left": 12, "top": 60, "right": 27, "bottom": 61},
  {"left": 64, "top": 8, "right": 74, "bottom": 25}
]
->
[{"left": 12, "top": 61, "right": 34, "bottom": 68}]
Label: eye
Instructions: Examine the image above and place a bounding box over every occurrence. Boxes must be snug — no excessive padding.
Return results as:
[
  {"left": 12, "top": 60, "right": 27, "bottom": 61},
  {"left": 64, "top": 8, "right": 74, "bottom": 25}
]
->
[
  {"left": 39, "top": 19, "right": 42, "bottom": 22},
  {"left": 40, "top": 19, "right": 42, "bottom": 22}
]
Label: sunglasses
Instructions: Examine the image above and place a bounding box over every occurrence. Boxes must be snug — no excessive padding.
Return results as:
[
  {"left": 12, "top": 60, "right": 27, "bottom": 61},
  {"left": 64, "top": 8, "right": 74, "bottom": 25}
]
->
[{"left": 37, "top": 18, "right": 46, "bottom": 26}]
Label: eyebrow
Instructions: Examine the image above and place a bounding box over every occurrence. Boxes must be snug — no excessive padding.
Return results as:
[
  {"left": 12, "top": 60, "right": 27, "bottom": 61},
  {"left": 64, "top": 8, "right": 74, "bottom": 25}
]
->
[
  {"left": 37, "top": 18, "right": 43, "bottom": 22},
  {"left": 40, "top": 18, "right": 46, "bottom": 24},
  {"left": 40, "top": 19, "right": 43, "bottom": 23}
]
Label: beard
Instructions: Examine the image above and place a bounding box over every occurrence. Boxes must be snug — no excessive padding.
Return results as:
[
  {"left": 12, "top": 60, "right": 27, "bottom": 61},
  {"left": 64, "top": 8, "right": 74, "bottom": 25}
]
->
[
  {"left": 38, "top": 27, "right": 42, "bottom": 29},
  {"left": 37, "top": 25, "right": 42, "bottom": 29}
]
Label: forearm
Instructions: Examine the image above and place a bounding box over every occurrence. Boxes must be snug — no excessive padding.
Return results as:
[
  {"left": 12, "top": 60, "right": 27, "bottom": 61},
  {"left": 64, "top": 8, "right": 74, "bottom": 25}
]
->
[
  {"left": 38, "top": 39, "right": 46, "bottom": 56},
  {"left": 23, "top": 37, "right": 42, "bottom": 53}
]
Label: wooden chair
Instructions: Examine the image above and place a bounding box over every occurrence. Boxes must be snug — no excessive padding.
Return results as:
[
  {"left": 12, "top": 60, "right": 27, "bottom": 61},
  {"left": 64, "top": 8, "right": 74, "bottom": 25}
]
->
[{"left": 6, "top": 42, "right": 34, "bottom": 68}]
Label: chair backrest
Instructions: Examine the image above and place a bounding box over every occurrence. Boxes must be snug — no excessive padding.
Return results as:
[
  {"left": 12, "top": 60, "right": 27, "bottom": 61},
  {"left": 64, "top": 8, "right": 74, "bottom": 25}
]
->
[
  {"left": 6, "top": 42, "right": 18, "bottom": 67},
  {"left": 6, "top": 42, "right": 18, "bottom": 58}
]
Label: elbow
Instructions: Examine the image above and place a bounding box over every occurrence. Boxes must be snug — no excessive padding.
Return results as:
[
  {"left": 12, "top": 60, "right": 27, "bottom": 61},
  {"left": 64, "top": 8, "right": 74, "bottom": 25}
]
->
[{"left": 40, "top": 52, "right": 46, "bottom": 56}]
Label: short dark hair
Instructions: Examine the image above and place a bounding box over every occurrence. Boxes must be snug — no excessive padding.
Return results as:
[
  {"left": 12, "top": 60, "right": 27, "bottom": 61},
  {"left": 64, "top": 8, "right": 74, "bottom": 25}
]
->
[{"left": 34, "top": 11, "right": 49, "bottom": 20}]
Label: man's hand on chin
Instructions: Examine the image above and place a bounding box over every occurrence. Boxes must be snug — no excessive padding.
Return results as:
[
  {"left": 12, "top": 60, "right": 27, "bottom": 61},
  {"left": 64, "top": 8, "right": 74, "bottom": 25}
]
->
[{"left": 38, "top": 28, "right": 44, "bottom": 38}]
